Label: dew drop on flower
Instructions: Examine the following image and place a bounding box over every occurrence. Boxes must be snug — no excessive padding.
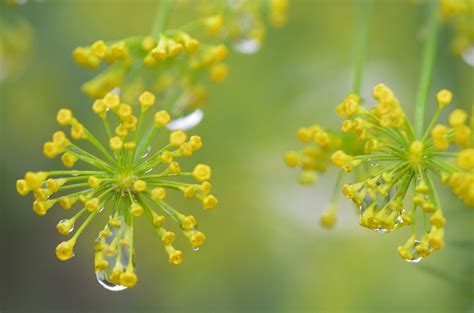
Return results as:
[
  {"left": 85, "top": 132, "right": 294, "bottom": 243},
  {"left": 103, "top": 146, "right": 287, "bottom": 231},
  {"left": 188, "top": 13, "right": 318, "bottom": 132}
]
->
[
  {"left": 141, "top": 146, "right": 152, "bottom": 159},
  {"left": 96, "top": 273, "right": 128, "bottom": 291},
  {"left": 404, "top": 240, "right": 423, "bottom": 263},
  {"left": 58, "top": 219, "right": 74, "bottom": 234},
  {"left": 192, "top": 246, "right": 200, "bottom": 251},
  {"left": 95, "top": 220, "right": 134, "bottom": 292},
  {"left": 166, "top": 109, "right": 204, "bottom": 131}
]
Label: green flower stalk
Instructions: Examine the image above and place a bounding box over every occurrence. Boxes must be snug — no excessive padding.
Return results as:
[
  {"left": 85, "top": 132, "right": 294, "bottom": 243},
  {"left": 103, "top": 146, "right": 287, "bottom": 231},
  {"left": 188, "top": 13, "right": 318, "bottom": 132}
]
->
[{"left": 17, "top": 91, "right": 218, "bottom": 289}]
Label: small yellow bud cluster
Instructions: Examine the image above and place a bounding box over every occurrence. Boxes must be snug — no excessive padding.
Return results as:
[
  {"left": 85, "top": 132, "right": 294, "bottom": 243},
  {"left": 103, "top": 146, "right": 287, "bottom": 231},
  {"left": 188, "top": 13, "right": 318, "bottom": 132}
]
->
[
  {"left": 17, "top": 91, "right": 217, "bottom": 288},
  {"left": 284, "top": 106, "right": 368, "bottom": 228},
  {"left": 285, "top": 124, "right": 341, "bottom": 186},
  {"left": 336, "top": 94, "right": 361, "bottom": 118},
  {"left": 371, "top": 84, "right": 405, "bottom": 128},
  {"left": 74, "top": 32, "right": 229, "bottom": 119}
]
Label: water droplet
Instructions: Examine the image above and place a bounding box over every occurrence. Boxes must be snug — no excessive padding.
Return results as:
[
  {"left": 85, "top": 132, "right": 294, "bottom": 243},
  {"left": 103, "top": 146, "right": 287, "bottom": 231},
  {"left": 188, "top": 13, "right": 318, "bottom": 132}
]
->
[
  {"left": 404, "top": 240, "right": 423, "bottom": 263},
  {"left": 144, "top": 167, "right": 154, "bottom": 174},
  {"left": 96, "top": 272, "right": 128, "bottom": 291},
  {"left": 232, "top": 12, "right": 261, "bottom": 55},
  {"left": 370, "top": 160, "right": 379, "bottom": 167},
  {"left": 58, "top": 219, "right": 74, "bottom": 234},
  {"left": 359, "top": 186, "right": 401, "bottom": 233},
  {"left": 192, "top": 246, "right": 200, "bottom": 251},
  {"left": 234, "top": 39, "right": 261, "bottom": 54},
  {"left": 95, "top": 220, "right": 134, "bottom": 292},
  {"left": 462, "top": 46, "right": 474, "bottom": 67},
  {"left": 166, "top": 109, "right": 204, "bottom": 131},
  {"left": 141, "top": 146, "right": 151, "bottom": 159}
]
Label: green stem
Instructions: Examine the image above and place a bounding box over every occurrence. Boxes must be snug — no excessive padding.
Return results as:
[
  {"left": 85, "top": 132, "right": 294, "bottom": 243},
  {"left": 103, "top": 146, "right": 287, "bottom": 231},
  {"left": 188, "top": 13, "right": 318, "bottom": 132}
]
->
[
  {"left": 414, "top": 0, "right": 440, "bottom": 138},
  {"left": 352, "top": 0, "right": 374, "bottom": 95},
  {"left": 151, "top": 0, "right": 174, "bottom": 37}
]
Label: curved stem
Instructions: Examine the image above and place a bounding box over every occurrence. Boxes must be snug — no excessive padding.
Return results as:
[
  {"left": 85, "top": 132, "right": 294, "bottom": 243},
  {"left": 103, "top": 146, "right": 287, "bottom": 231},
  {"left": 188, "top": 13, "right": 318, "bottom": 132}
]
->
[
  {"left": 414, "top": 0, "right": 440, "bottom": 138},
  {"left": 352, "top": 0, "right": 374, "bottom": 95},
  {"left": 151, "top": 0, "right": 174, "bottom": 37}
]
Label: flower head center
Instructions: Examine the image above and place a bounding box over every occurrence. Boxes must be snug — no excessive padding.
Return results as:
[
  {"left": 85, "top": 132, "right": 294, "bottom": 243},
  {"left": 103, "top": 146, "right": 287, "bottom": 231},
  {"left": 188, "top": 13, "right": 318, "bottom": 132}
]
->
[
  {"left": 118, "top": 173, "right": 134, "bottom": 191},
  {"left": 408, "top": 140, "right": 424, "bottom": 168}
]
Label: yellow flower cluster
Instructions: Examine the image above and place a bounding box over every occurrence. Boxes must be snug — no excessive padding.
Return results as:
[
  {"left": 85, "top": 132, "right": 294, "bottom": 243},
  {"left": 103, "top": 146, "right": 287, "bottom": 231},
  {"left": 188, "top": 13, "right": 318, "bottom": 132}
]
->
[
  {"left": 439, "top": 0, "right": 474, "bottom": 56},
  {"left": 17, "top": 91, "right": 218, "bottom": 289},
  {"left": 74, "top": 32, "right": 229, "bottom": 118},
  {"left": 284, "top": 118, "right": 367, "bottom": 228},
  {"left": 333, "top": 83, "right": 472, "bottom": 262},
  {"left": 285, "top": 124, "right": 341, "bottom": 185}
]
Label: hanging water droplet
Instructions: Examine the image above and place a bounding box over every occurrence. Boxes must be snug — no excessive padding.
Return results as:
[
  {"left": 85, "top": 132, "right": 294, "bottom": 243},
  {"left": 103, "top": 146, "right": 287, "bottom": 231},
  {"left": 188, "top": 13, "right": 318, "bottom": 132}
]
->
[
  {"left": 58, "top": 219, "right": 74, "bottom": 234},
  {"left": 95, "top": 219, "right": 134, "bottom": 292},
  {"left": 404, "top": 240, "right": 423, "bottom": 263},
  {"left": 462, "top": 46, "right": 474, "bottom": 67},
  {"left": 166, "top": 109, "right": 204, "bottom": 131},
  {"left": 96, "top": 272, "right": 128, "bottom": 291},
  {"left": 192, "top": 246, "right": 200, "bottom": 251}
]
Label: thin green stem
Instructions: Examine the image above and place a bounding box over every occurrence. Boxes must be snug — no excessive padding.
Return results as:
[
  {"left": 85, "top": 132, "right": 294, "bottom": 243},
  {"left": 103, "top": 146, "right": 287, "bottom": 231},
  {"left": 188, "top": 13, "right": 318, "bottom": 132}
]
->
[
  {"left": 414, "top": 0, "right": 440, "bottom": 138},
  {"left": 151, "top": 0, "right": 174, "bottom": 37},
  {"left": 352, "top": 0, "right": 374, "bottom": 95}
]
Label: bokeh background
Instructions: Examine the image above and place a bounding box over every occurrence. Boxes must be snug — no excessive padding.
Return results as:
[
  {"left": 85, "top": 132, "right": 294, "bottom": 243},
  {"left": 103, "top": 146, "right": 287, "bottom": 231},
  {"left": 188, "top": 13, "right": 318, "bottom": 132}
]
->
[{"left": 1, "top": 1, "right": 473, "bottom": 312}]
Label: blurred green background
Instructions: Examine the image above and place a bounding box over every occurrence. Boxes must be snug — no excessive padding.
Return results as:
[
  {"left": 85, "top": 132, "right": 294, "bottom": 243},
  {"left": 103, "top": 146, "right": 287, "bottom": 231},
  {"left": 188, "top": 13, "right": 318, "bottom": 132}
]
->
[{"left": 1, "top": 1, "right": 473, "bottom": 312}]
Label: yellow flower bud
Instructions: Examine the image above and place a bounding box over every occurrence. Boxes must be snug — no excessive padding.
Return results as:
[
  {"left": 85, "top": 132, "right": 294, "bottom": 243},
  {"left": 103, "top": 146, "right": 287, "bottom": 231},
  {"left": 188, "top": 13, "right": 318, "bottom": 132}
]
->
[
  {"left": 133, "top": 180, "right": 147, "bottom": 192},
  {"left": 139, "top": 91, "right": 155, "bottom": 111},
  {"left": 109, "top": 136, "right": 123, "bottom": 151},
  {"left": 151, "top": 187, "right": 166, "bottom": 200},
  {"left": 193, "top": 164, "right": 211, "bottom": 181},
  {"left": 55, "top": 239, "right": 76, "bottom": 261},
  {"left": 436, "top": 89, "right": 453, "bottom": 108},
  {"left": 57, "top": 109, "right": 73, "bottom": 126},
  {"left": 154, "top": 110, "right": 171, "bottom": 127},
  {"left": 169, "top": 130, "right": 187, "bottom": 146},
  {"left": 203, "top": 195, "right": 217, "bottom": 209}
]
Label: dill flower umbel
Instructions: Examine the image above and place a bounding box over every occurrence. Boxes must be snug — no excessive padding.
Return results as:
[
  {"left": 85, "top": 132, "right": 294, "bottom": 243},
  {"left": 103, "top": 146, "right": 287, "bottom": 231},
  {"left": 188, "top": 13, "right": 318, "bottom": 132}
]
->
[
  {"left": 73, "top": 32, "right": 228, "bottom": 119},
  {"left": 17, "top": 91, "right": 218, "bottom": 289},
  {"left": 333, "top": 84, "right": 472, "bottom": 262}
]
